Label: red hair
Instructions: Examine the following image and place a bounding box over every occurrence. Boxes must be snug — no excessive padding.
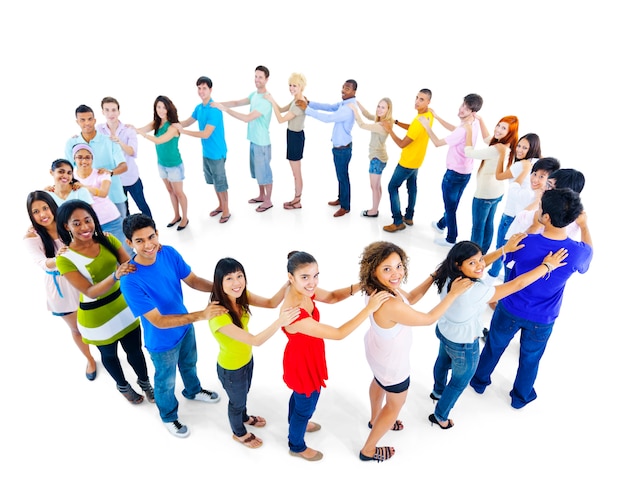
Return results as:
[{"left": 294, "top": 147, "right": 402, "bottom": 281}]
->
[{"left": 489, "top": 115, "right": 519, "bottom": 167}]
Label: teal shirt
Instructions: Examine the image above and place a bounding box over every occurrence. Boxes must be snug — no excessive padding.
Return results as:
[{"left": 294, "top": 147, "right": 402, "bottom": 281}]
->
[
  {"left": 155, "top": 122, "right": 183, "bottom": 167},
  {"left": 247, "top": 92, "right": 272, "bottom": 146}
]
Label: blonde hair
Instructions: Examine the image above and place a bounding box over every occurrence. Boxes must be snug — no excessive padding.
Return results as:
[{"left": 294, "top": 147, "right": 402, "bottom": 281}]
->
[
  {"left": 376, "top": 97, "right": 393, "bottom": 123},
  {"left": 288, "top": 72, "right": 307, "bottom": 91}
]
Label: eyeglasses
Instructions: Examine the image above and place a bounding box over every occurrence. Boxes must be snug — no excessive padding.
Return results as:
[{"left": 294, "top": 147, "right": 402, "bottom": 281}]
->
[{"left": 74, "top": 155, "right": 93, "bottom": 161}]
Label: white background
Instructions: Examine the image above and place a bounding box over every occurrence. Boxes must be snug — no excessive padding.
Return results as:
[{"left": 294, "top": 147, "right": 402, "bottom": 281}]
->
[{"left": 1, "top": 1, "right": 622, "bottom": 498}]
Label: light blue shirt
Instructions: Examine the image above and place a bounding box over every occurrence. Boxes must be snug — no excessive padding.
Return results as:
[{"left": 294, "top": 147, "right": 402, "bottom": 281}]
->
[{"left": 306, "top": 97, "right": 356, "bottom": 147}]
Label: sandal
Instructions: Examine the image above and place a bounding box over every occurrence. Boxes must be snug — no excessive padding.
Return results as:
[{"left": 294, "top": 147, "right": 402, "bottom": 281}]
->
[
  {"left": 359, "top": 446, "right": 395, "bottom": 463},
  {"left": 428, "top": 414, "right": 454, "bottom": 430},
  {"left": 367, "top": 420, "right": 404, "bottom": 431},
  {"left": 233, "top": 433, "right": 263, "bottom": 449},
  {"left": 219, "top": 214, "right": 231, "bottom": 224},
  {"left": 246, "top": 415, "right": 266, "bottom": 427},
  {"left": 210, "top": 209, "right": 223, "bottom": 217},
  {"left": 284, "top": 195, "right": 302, "bottom": 210}
]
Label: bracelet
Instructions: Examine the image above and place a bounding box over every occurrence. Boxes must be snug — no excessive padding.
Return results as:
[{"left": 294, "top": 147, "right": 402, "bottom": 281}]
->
[
  {"left": 542, "top": 262, "right": 553, "bottom": 279},
  {"left": 112, "top": 271, "right": 119, "bottom": 282},
  {"left": 350, "top": 284, "right": 354, "bottom": 296},
  {"left": 394, "top": 119, "right": 398, "bottom": 125},
  {"left": 430, "top": 273, "right": 436, "bottom": 280}
]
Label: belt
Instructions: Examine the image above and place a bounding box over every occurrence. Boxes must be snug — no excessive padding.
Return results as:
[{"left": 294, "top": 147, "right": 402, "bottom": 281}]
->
[{"left": 333, "top": 143, "right": 352, "bottom": 150}]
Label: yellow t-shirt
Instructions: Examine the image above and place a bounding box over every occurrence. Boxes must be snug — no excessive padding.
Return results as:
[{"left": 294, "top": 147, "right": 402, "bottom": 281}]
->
[
  {"left": 399, "top": 111, "right": 433, "bottom": 169},
  {"left": 209, "top": 312, "right": 252, "bottom": 370}
]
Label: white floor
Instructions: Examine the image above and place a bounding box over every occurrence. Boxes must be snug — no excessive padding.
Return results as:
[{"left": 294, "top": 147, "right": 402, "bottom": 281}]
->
[{"left": 3, "top": 2, "right": 622, "bottom": 498}]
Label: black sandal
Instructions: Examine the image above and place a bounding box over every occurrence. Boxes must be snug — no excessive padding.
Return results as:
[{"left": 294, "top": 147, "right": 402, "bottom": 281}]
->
[{"left": 359, "top": 446, "right": 394, "bottom": 462}]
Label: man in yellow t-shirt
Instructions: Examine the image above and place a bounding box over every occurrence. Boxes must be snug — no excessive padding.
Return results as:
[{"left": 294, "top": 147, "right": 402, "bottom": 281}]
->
[{"left": 382, "top": 89, "right": 433, "bottom": 232}]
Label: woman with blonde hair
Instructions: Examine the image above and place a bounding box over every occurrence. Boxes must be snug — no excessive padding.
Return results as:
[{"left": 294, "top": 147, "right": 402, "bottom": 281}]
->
[
  {"left": 264, "top": 72, "right": 307, "bottom": 209},
  {"left": 350, "top": 98, "right": 393, "bottom": 217}
]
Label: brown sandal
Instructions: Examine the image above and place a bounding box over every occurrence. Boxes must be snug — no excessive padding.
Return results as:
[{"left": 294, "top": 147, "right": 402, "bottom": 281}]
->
[
  {"left": 246, "top": 415, "right": 266, "bottom": 427},
  {"left": 233, "top": 433, "right": 263, "bottom": 449}
]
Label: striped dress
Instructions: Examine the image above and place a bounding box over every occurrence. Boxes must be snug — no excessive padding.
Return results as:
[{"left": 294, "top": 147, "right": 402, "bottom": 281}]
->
[{"left": 56, "top": 235, "right": 139, "bottom": 346}]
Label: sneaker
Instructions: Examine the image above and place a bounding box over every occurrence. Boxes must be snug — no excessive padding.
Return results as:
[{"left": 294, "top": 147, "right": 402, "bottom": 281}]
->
[
  {"left": 193, "top": 389, "right": 220, "bottom": 403},
  {"left": 137, "top": 378, "right": 155, "bottom": 403},
  {"left": 431, "top": 221, "right": 445, "bottom": 233},
  {"left": 434, "top": 238, "right": 454, "bottom": 248},
  {"left": 117, "top": 383, "right": 144, "bottom": 404},
  {"left": 165, "top": 420, "right": 190, "bottom": 438},
  {"left": 383, "top": 223, "right": 406, "bottom": 233},
  {"left": 402, "top": 217, "right": 414, "bottom": 226}
]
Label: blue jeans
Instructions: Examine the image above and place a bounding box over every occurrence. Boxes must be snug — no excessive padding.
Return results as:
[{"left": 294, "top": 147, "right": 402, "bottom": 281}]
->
[
  {"left": 470, "top": 303, "right": 554, "bottom": 408},
  {"left": 388, "top": 164, "right": 418, "bottom": 225},
  {"left": 217, "top": 359, "right": 253, "bottom": 437},
  {"left": 436, "top": 170, "right": 471, "bottom": 243},
  {"left": 471, "top": 195, "right": 503, "bottom": 254},
  {"left": 124, "top": 178, "right": 152, "bottom": 217},
  {"left": 489, "top": 213, "right": 514, "bottom": 278},
  {"left": 332, "top": 145, "right": 352, "bottom": 210},
  {"left": 148, "top": 325, "right": 202, "bottom": 423},
  {"left": 432, "top": 327, "right": 479, "bottom": 422},
  {"left": 288, "top": 390, "right": 320, "bottom": 453},
  {"left": 101, "top": 216, "right": 131, "bottom": 256}
]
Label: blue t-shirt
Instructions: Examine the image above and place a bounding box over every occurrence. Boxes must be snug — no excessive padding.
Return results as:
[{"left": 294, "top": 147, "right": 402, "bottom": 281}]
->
[
  {"left": 120, "top": 245, "right": 192, "bottom": 352},
  {"left": 502, "top": 234, "right": 593, "bottom": 324},
  {"left": 192, "top": 99, "right": 227, "bottom": 160}
]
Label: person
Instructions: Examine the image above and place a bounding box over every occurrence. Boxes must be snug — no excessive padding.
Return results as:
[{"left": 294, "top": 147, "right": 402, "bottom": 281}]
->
[
  {"left": 381, "top": 90, "right": 434, "bottom": 231},
  {"left": 213, "top": 66, "right": 274, "bottom": 213},
  {"left": 418, "top": 93, "right": 487, "bottom": 247},
  {"left": 264, "top": 72, "right": 307, "bottom": 210},
  {"left": 47, "top": 158, "right": 94, "bottom": 207},
  {"left": 65, "top": 104, "right": 128, "bottom": 218},
  {"left": 175, "top": 77, "right": 231, "bottom": 223},
  {"left": 519, "top": 168, "right": 586, "bottom": 240},
  {"left": 97, "top": 96, "right": 153, "bottom": 218},
  {"left": 487, "top": 133, "right": 542, "bottom": 279},
  {"left": 464, "top": 115, "right": 519, "bottom": 254},
  {"left": 70, "top": 144, "right": 131, "bottom": 255},
  {"left": 356, "top": 241, "right": 472, "bottom": 462},
  {"left": 208, "top": 257, "right": 299, "bottom": 449},
  {"left": 120, "top": 214, "right": 224, "bottom": 438},
  {"left": 24, "top": 191, "right": 97, "bottom": 379},
  {"left": 281, "top": 251, "right": 391, "bottom": 461},
  {"left": 470, "top": 188, "right": 593, "bottom": 408},
  {"left": 504, "top": 157, "right": 561, "bottom": 242},
  {"left": 349, "top": 97, "right": 393, "bottom": 217},
  {"left": 55, "top": 200, "right": 153, "bottom": 404},
  {"left": 133, "top": 96, "right": 189, "bottom": 230},
  {"left": 428, "top": 237, "right": 568, "bottom": 429},
  {"left": 296, "top": 79, "right": 358, "bottom": 217}
]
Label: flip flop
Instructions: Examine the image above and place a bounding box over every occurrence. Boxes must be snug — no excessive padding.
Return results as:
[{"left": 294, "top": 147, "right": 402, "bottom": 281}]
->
[
  {"left": 233, "top": 433, "right": 263, "bottom": 449},
  {"left": 248, "top": 198, "right": 263, "bottom": 204},
  {"left": 256, "top": 205, "right": 273, "bottom": 213},
  {"left": 246, "top": 415, "right": 266, "bottom": 427},
  {"left": 219, "top": 214, "right": 231, "bottom": 224},
  {"left": 210, "top": 209, "right": 223, "bottom": 217}
]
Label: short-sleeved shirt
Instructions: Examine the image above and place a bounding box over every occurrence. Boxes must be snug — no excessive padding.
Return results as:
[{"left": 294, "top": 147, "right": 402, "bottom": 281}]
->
[
  {"left": 210, "top": 312, "right": 252, "bottom": 370},
  {"left": 399, "top": 111, "right": 433, "bottom": 169},
  {"left": 247, "top": 92, "right": 272, "bottom": 146},
  {"left": 444, "top": 119, "right": 481, "bottom": 174},
  {"left": 192, "top": 99, "right": 227, "bottom": 160}
]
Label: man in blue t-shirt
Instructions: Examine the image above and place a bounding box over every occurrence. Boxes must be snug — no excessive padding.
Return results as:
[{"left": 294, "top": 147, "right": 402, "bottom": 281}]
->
[
  {"left": 176, "top": 77, "right": 230, "bottom": 223},
  {"left": 120, "top": 214, "right": 226, "bottom": 438},
  {"left": 470, "top": 188, "right": 593, "bottom": 408}
]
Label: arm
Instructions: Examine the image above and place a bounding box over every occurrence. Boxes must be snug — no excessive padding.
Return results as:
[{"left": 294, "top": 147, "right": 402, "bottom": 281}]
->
[
  {"left": 182, "top": 271, "right": 213, "bottom": 293},
  {"left": 212, "top": 101, "right": 261, "bottom": 123},
  {"left": 179, "top": 116, "right": 197, "bottom": 128},
  {"left": 484, "top": 232, "right": 528, "bottom": 267},
  {"left": 139, "top": 124, "right": 179, "bottom": 144},
  {"left": 356, "top": 101, "right": 376, "bottom": 121},
  {"left": 313, "top": 282, "right": 361, "bottom": 304},
  {"left": 23, "top": 233, "right": 57, "bottom": 270},
  {"left": 382, "top": 120, "right": 414, "bottom": 148},
  {"left": 476, "top": 115, "right": 491, "bottom": 141},
  {"left": 177, "top": 123, "right": 216, "bottom": 140},
  {"left": 405, "top": 274, "right": 436, "bottom": 305},
  {"left": 218, "top": 97, "right": 251, "bottom": 108},
  {"left": 213, "top": 307, "right": 300, "bottom": 347},
  {"left": 430, "top": 109, "right": 456, "bottom": 131},
  {"left": 265, "top": 94, "right": 295, "bottom": 124},
  {"left": 284, "top": 290, "right": 391, "bottom": 340},
  {"left": 248, "top": 281, "right": 290, "bottom": 308},
  {"left": 76, "top": 174, "right": 111, "bottom": 198},
  {"left": 417, "top": 116, "right": 447, "bottom": 147},
  {"left": 490, "top": 248, "right": 569, "bottom": 302},
  {"left": 142, "top": 301, "right": 226, "bottom": 329},
  {"left": 63, "top": 258, "right": 133, "bottom": 300},
  {"left": 576, "top": 211, "right": 592, "bottom": 247}
]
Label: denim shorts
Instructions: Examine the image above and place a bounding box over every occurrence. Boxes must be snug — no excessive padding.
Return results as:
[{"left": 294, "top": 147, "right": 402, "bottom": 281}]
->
[
  {"left": 158, "top": 163, "right": 185, "bottom": 182},
  {"left": 202, "top": 157, "right": 228, "bottom": 191},
  {"left": 249, "top": 143, "right": 272, "bottom": 185},
  {"left": 369, "top": 157, "right": 387, "bottom": 175}
]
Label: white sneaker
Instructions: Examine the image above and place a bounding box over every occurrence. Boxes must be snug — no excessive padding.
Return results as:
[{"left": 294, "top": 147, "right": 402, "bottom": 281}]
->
[
  {"left": 165, "top": 420, "right": 189, "bottom": 438},
  {"left": 431, "top": 221, "right": 445, "bottom": 234},
  {"left": 193, "top": 389, "right": 221, "bottom": 403},
  {"left": 434, "top": 238, "right": 454, "bottom": 248}
]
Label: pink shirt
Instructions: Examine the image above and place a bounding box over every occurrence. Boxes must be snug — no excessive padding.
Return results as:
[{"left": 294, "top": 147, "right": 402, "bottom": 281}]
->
[{"left": 444, "top": 119, "right": 481, "bottom": 174}]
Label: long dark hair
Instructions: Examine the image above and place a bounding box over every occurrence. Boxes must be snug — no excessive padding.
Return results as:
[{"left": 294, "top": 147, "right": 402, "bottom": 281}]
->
[
  {"left": 56, "top": 200, "right": 119, "bottom": 258},
  {"left": 152, "top": 95, "right": 179, "bottom": 132},
  {"left": 26, "top": 191, "right": 59, "bottom": 258},
  {"left": 210, "top": 258, "right": 251, "bottom": 329},
  {"left": 432, "top": 241, "right": 481, "bottom": 293}
]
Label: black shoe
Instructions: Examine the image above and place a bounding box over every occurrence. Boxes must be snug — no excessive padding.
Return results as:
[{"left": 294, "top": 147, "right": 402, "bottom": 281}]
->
[{"left": 428, "top": 413, "right": 453, "bottom": 430}]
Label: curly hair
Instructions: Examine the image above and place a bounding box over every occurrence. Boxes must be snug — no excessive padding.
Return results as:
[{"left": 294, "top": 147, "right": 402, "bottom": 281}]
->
[{"left": 358, "top": 241, "right": 408, "bottom": 294}]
